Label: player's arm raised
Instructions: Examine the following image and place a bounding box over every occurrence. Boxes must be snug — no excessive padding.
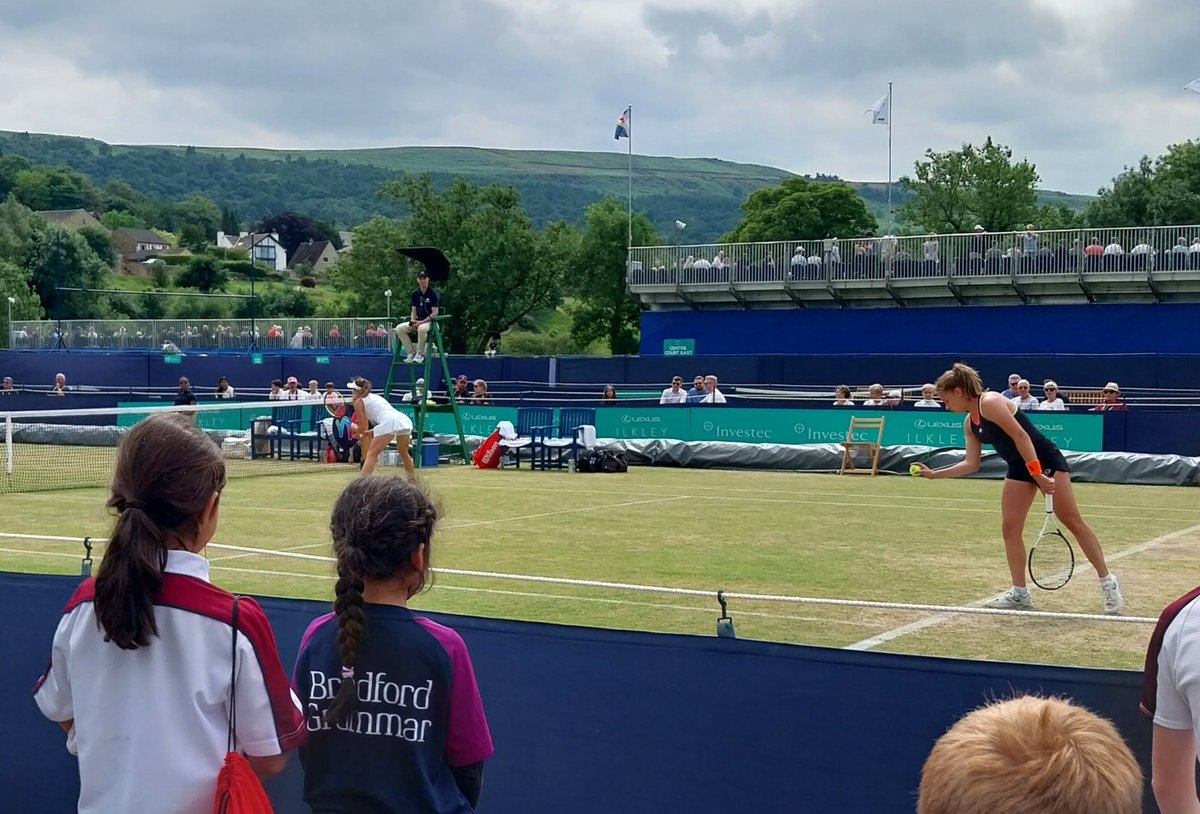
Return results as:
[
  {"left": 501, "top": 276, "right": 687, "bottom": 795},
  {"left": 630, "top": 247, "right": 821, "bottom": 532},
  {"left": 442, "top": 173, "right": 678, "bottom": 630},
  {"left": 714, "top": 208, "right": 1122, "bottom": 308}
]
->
[{"left": 917, "top": 416, "right": 981, "bottom": 479}]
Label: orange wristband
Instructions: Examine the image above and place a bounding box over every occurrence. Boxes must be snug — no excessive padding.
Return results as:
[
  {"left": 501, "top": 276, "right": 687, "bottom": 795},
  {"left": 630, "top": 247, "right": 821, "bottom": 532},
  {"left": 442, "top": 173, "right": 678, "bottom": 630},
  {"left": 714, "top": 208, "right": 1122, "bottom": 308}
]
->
[{"left": 1026, "top": 460, "right": 1043, "bottom": 477}]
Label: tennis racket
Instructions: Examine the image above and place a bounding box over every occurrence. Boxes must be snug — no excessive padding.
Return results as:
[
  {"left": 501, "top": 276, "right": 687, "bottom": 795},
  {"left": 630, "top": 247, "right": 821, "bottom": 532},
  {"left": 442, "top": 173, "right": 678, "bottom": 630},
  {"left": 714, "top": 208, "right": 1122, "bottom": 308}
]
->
[
  {"left": 324, "top": 391, "right": 346, "bottom": 419},
  {"left": 1027, "top": 493, "right": 1075, "bottom": 590}
]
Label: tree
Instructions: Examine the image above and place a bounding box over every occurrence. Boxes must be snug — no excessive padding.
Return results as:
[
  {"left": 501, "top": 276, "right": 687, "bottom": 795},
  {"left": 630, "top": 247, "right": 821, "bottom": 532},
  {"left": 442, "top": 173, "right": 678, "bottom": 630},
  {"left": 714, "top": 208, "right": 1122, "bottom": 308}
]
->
[
  {"left": 176, "top": 257, "right": 228, "bottom": 293},
  {"left": 0, "top": 258, "right": 42, "bottom": 348},
  {"left": 77, "top": 226, "right": 117, "bottom": 268},
  {"left": 899, "top": 138, "right": 1039, "bottom": 233},
  {"left": 220, "top": 206, "right": 240, "bottom": 235},
  {"left": 24, "top": 226, "right": 113, "bottom": 319},
  {"left": 722, "top": 177, "right": 877, "bottom": 242},
  {"left": 10, "top": 165, "right": 100, "bottom": 212},
  {"left": 100, "top": 210, "right": 144, "bottom": 230},
  {"left": 234, "top": 287, "right": 315, "bottom": 319},
  {"left": 1086, "top": 142, "right": 1200, "bottom": 227},
  {"left": 569, "top": 199, "right": 657, "bottom": 355},
  {"left": 367, "top": 175, "right": 564, "bottom": 353},
  {"left": 327, "top": 216, "right": 411, "bottom": 316}
]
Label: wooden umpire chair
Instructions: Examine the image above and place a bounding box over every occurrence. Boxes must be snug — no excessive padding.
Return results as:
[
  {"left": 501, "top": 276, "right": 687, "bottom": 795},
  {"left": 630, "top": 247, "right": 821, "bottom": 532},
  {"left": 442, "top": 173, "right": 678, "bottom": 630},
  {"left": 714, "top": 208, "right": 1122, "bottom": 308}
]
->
[{"left": 840, "top": 416, "right": 886, "bottom": 476}]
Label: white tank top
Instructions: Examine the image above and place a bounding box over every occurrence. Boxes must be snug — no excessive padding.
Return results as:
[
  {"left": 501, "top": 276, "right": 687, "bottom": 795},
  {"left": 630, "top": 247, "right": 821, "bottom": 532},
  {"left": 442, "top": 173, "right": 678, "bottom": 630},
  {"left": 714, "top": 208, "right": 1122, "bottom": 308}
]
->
[{"left": 358, "top": 392, "right": 399, "bottom": 427}]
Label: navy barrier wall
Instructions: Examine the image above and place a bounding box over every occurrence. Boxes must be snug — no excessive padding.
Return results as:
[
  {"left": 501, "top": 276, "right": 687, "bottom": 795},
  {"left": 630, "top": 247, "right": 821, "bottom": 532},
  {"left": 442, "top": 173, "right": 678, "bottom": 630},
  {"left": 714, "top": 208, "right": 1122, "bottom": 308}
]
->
[
  {"left": 5, "top": 349, "right": 1200, "bottom": 393},
  {"left": 2, "top": 573, "right": 1156, "bottom": 813},
  {"left": 641, "top": 302, "right": 1200, "bottom": 356}
]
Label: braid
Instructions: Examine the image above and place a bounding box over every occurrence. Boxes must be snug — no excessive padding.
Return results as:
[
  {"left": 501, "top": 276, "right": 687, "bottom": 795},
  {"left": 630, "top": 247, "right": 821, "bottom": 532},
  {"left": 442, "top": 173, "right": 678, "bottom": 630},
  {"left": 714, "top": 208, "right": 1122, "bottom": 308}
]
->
[{"left": 325, "top": 561, "right": 367, "bottom": 725}]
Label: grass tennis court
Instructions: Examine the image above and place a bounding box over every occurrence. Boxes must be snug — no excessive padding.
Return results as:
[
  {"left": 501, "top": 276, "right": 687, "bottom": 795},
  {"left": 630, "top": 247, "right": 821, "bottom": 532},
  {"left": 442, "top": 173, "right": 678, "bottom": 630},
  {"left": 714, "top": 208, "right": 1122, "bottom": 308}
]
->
[{"left": 2, "top": 465, "right": 1197, "bottom": 670}]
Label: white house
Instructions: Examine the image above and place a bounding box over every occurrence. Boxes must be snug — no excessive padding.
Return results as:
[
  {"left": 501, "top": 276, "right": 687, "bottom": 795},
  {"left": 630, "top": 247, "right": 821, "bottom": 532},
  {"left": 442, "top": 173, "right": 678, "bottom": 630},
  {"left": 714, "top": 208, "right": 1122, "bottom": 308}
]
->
[{"left": 217, "top": 231, "right": 288, "bottom": 272}]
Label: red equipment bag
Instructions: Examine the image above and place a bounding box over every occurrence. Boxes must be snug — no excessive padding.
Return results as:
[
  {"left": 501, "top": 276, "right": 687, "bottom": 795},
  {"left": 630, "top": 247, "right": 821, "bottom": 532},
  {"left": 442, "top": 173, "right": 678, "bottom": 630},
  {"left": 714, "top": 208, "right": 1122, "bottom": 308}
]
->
[{"left": 473, "top": 430, "right": 503, "bottom": 469}]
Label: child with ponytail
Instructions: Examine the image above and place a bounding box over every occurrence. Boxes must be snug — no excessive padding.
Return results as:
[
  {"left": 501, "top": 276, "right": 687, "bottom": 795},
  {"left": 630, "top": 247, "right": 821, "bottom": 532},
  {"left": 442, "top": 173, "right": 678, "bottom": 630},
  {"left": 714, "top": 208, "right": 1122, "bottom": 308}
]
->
[
  {"left": 34, "top": 412, "right": 304, "bottom": 814},
  {"left": 293, "top": 476, "right": 493, "bottom": 813}
]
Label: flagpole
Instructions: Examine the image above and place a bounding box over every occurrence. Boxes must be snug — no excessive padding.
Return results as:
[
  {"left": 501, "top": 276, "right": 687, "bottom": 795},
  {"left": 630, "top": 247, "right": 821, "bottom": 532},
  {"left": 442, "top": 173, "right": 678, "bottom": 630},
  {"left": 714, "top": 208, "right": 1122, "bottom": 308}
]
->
[
  {"left": 887, "top": 81, "right": 893, "bottom": 224},
  {"left": 626, "top": 104, "right": 633, "bottom": 254}
]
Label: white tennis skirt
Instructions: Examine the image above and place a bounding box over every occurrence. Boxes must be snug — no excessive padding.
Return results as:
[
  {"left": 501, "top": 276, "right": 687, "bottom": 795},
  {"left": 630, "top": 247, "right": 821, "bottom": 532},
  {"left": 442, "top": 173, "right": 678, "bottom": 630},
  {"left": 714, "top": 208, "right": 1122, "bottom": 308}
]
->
[{"left": 373, "top": 412, "right": 413, "bottom": 438}]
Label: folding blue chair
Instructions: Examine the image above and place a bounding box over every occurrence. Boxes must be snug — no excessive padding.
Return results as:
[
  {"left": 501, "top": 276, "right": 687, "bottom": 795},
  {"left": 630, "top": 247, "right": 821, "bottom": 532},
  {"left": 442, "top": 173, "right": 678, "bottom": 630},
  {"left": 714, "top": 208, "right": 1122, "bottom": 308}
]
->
[
  {"left": 504, "top": 407, "right": 553, "bottom": 469},
  {"left": 531, "top": 407, "right": 597, "bottom": 471}
]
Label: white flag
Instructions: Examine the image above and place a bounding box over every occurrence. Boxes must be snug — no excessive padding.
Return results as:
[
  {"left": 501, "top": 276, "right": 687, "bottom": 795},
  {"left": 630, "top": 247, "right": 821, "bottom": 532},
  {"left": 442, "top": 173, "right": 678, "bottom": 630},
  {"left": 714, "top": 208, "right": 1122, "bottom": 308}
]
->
[
  {"left": 1187, "top": 79, "right": 1200, "bottom": 95},
  {"left": 866, "top": 93, "right": 889, "bottom": 125}
]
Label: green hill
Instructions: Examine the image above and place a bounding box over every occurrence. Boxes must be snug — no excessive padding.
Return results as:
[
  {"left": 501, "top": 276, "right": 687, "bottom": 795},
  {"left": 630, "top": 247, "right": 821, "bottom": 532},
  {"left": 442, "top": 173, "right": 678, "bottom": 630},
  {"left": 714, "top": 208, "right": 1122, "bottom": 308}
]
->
[{"left": 0, "top": 130, "right": 1093, "bottom": 242}]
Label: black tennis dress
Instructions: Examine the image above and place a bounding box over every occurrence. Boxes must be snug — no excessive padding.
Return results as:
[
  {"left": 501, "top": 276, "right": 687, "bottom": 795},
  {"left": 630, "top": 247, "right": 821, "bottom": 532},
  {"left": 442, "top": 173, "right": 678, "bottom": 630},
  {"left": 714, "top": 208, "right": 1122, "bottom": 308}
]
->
[{"left": 969, "top": 396, "right": 1069, "bottom": 483}]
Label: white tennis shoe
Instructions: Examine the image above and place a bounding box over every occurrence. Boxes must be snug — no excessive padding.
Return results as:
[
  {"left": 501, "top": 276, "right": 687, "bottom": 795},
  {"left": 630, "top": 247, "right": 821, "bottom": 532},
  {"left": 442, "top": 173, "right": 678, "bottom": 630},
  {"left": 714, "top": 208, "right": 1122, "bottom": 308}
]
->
[
  {"left": 403, "top": 353, "right": 415, "bottom": 364},
  {"left": 1100, "top": 575, "right": 1124, "bottom": 615},
  {"left": 984, "top": 589, "right": 1033, "bottom": 611},
  {"left": 413, "top": 353, "right": 425, "bottom": 364}
]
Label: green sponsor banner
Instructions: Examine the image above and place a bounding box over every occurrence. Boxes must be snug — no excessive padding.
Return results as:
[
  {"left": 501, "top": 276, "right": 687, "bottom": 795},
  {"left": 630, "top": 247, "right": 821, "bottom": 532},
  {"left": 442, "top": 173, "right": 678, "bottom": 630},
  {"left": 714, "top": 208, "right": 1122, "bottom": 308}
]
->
[
  {"left": 117, "top": 402, "right": 280, "bottom": 431},
  {"left": 251, "top": 353, "right": 264, "bottom": 365},
  {"left": 592, "top": 407, "right": 1103, "bottom": 451},
  {"left": 398, "top": 406, "right": 519, "bottom": 438},
  {"left": 595, "top": 407, "right": 693, "bottom": 440},
  {"left": 663, "top": 338, "right": 695, "bottom": 356},
  {"left": 315, "top": 355, "right": 330, "bottom": 365},
  {"left": 163, "top": 354, "right": 182, "bottom": 365}
]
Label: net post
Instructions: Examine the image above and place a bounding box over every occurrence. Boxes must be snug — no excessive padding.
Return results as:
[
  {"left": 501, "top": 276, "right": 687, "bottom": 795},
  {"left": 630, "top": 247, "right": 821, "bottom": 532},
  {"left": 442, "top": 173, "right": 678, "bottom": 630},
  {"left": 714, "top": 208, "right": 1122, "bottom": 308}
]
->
[
  {"left": 80, "top": 537, "right": 93, "bottom": 577},
  {"left": 4, "top": 412, "right": 11, "bottom": 475}
]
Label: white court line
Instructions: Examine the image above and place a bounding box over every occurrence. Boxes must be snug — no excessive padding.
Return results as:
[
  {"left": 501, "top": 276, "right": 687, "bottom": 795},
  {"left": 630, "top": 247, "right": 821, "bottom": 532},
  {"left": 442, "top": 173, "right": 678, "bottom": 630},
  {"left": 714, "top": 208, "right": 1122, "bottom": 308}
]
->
[
  {"left": 208, "top": 564, "right": 875, "bottom": 628},
  {"left": 845, "top": 521, "right": 1200, "bottom": 651}
]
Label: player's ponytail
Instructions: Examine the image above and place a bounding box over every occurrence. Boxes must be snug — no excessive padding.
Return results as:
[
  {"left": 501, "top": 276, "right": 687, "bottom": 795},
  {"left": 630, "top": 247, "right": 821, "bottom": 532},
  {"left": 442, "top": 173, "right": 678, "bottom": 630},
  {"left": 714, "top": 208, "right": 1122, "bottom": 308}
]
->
[
  {"left": 936, "top": 362, "right": 984, "bottom": 399},
  {"left": 325, "top": 476, "right": 439, "bottom": 724},
  {"left": 95, "top": 413, "right": 226, "bottom": 649}
]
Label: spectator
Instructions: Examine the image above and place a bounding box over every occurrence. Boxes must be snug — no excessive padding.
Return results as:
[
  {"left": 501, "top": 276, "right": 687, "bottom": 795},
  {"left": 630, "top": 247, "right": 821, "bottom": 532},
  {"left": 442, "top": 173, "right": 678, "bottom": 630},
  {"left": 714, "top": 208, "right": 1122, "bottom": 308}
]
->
[
  {"left": 401, "top": 378, "right": 428, "bottom": 404},
  {"left": 485, "top": 336, "right": 499, "bottom": 358},
  {"left": 1192, "top": 237, "right": 1200, "bottom": 254},
  {"left": 806, "top": 252, "right": 822, "bottom": 267},
  {"left": 682, "top": 255, "right": 695, "bottom": 270},
  {"left": 324, "top": 382, "right": 337, "bottom": 398},
  {"left": 693, "top": 255, "right": 711, "bottom": 271},
  {"left": 328, "top": 325, "right": 341, "bottom": 342},
  {"left": 914, "top": 384, "right": 940, "bottom": 408},
  {"left": 267, "top": 324, "right": 282, "bottom": 341},
  {"left": 712, "top": 250, "right": 726, "bottom": 269},
  {"left": 884, "top": 389, "right": 903, "bottom": 407},
  {"left": 292, "top": 477, "right": 493, "bottom": 814},
  {"left": 1022, "top": 223, "right": 1038, "bottom": 255},
  {"left": 861, "top": 383, "right": 885, "bottom": 407},
  {"left": 923, "top": 235, "right": 939, "bottom": 262},
  {"left": 395, "top": 269, "right": 440, "bottom": 364},
  {"left": 289, "top": 326, "right": 305, "bottom": 349},
  {"left": 686, "top": 375, "right": 707, "bottom": 404},
  {"left": 1172, "top": 236, "right": 1190, "bottom": 254},
  {"left": 51, "top": 372, "right": 67, "bottom": 396},
  {"left": 833, "top": 385, "right": 855, "bottom": 406},
  {"left": 969, "top": 225, "right": 986, "bottom": 259},
  {"left": 214, "top": 376, "right": 235, "bottom": 399},
  {"left": 281, "top": 376, "right": 304, "bottom": 401},
  {"left": 602, "top": 384, "right": 618, "bottom": 405},
  {"left": 450, "top": 374, "right": 470, "bottom": 401},
  {"left": 1000, "top": 373, "right": 1021, "bottom": 399},
  {"left": 1091, "top": 382, "right": 1126, "bottom": 412},
  {"left": 1037, "top": 381, "right": 1066, "bottom": 411},
  {"left": 1146, "top": 585, "right": 1200, "bottom": 813},
  {"left": 916, "top": 695, "right": 1141, "bottom": 814},
  {"left": 33, "top": 414, "right": 304, "bottom": 811},
  {"left": 701, "top": 375, "right": 726, "bottom": 404},
  {"left": 472, "top": 379, "right": 491, "bottom": 405},
  {"left": 1104, "top": 239, "right": 1125, "bottom": 256},
  {"left": 1085, "top": 237, "right": 1105, "bottom": 257},
  {"left": 660, "top": 376, "right": 688, "bottom": 405},
  {"left": 268, "top": 379, "right": 283, "bottom": 400},
  {"left": 1011, "top": 379, "right": 1039, "bottom": 411},
  {"left": 984, "top": 242, "right": 1002, "bottom": 260},
  {"left": 1131, "top": 237, "right": 1153, "bottom": 255},
  {"left": 826, "top": 238, "right": 842, "bottom": 265},
  {"left": 173, "top": 377, "right": 197, "bottom": 407},
  {"left": 306, "top": 380, "right": 320, "bottom": 400},
  {"left": 791, "top": 246, "right": 806, "bottom": 267},
  {"left": 2, "top": 375, "right": 12, "bottom": 393}
]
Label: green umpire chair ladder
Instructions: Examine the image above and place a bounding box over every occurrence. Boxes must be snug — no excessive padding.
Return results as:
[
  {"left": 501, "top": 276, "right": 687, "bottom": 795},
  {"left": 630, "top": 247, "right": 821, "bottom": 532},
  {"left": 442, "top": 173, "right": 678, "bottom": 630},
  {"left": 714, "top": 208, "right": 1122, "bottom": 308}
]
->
[{"left": 384, "top": 314, "right": 470, "bottom": 466}]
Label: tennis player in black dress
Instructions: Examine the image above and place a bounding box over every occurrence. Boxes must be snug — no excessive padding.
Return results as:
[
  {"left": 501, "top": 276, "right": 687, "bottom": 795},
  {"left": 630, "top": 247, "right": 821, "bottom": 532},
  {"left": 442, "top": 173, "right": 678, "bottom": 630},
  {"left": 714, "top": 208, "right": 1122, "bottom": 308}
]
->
[{"left": 914, "top": 363, "right": 1123, "bottom": 614}]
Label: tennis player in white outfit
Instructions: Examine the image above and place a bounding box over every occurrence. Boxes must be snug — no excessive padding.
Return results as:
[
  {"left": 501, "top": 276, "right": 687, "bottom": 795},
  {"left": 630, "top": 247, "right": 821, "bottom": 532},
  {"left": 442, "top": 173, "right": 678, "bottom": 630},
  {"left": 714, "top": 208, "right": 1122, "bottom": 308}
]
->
[{"left": 347, "top": 377, "right": 415, "bottom": 478}]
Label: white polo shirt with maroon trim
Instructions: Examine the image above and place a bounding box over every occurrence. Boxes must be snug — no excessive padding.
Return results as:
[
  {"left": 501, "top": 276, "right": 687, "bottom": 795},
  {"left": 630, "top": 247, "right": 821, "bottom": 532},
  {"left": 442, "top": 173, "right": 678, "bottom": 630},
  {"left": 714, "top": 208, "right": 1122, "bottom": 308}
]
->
[{"left": 34, "top": 550, "right": 306, "bottom": 814}]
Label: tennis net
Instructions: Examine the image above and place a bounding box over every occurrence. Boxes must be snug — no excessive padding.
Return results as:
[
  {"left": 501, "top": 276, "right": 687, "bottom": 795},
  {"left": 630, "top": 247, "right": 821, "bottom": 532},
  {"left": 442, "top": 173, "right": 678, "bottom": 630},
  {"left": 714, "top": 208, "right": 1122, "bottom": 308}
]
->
[{"left": 1, "top": 400, "right": 354, "bottom": 493}]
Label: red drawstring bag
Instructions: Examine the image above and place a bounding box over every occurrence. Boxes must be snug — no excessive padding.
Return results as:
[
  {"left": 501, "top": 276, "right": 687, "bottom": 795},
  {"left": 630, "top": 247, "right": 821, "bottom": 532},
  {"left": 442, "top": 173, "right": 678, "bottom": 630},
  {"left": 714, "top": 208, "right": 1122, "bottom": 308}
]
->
[
  {"left": 473, "top": 430, "right": 503, "bottom": 469},
  {"left": 213, "top": 596, "right": 276, "bottom": 813}
]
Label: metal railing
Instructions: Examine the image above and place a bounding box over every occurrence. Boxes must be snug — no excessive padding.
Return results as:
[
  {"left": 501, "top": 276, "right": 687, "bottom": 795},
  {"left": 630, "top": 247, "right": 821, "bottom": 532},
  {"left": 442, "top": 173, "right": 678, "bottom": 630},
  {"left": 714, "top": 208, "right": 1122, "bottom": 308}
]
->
[
  {"left": 8, "top": 318, "right": 398, "bottom": 352},
  {"left": 630, "top": 225, "right": 1200, "bottom": 287}
]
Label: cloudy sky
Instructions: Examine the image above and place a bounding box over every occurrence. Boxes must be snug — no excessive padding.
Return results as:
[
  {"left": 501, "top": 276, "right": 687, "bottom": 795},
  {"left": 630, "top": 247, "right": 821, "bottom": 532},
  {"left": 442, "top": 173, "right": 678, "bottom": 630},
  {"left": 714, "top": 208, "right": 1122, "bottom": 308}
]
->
[{"left": 1, "top": 0, "right": 1197, "bottom": 194}]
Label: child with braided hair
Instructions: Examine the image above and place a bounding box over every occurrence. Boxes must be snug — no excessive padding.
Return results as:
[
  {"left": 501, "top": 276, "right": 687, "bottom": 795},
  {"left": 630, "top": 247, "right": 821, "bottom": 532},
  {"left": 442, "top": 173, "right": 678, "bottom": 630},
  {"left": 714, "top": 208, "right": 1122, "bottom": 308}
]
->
[{"left": 293, "top": 476, "right": 493, "bottom": 813}]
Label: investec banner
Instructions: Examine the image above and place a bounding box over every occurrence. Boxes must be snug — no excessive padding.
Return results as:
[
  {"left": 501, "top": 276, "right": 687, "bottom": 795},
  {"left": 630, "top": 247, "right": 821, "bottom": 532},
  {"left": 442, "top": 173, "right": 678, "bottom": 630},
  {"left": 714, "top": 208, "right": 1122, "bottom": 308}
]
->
[
  {"left": 397, "top": 405, "right": 1103, "bottom": 452},
  {"left": 592, "top": 407, "right": 1102, "bottom": 452}
]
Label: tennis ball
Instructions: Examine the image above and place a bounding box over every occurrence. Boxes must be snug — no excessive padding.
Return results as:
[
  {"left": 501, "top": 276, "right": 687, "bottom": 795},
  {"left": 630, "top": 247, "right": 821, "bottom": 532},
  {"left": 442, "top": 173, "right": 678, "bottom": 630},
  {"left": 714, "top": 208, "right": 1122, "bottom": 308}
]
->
[{"left": 910, "top": 464, "right": 922, "bottom": 476}]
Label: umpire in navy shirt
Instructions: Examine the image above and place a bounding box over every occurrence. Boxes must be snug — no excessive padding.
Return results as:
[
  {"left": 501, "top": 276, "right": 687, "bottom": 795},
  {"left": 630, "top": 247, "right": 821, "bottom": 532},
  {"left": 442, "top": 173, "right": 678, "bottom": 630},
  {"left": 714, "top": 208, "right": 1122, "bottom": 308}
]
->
[{"left": 394, "top": 270, "right": 440, "bottom": 364}]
